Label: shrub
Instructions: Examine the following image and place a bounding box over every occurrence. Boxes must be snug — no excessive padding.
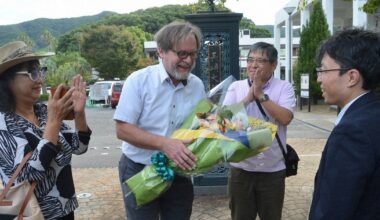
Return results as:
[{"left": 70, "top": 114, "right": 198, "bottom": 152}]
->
[{"left": 39, "top": 93, "right": 49, "bottom": 102}]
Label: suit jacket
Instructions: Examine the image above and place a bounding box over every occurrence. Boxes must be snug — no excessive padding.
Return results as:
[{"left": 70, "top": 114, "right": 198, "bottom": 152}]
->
[{"left": 309, "top": 92, "right": 380, "bottom": 220}]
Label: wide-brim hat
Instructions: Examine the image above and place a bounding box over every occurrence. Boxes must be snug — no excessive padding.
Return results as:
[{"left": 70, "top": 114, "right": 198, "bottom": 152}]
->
[{"left": 0, "top": 41, "right": 55, "bottom": 75}]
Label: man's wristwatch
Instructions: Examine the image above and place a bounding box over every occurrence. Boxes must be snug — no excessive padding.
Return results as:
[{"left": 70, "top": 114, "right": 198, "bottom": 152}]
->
[{"left": 258, "top": 94, "right": 269, "bottom": 103}]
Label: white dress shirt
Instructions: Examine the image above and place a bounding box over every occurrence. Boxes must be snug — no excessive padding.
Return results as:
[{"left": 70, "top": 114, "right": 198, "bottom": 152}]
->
[{"left": 113, "top": 62, "right": 206, "bottom": 165}]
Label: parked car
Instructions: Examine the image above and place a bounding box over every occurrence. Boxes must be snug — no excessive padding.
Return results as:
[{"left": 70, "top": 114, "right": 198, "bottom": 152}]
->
[
  {"left": 89, "top": 81, "right": 122, "bottom": 105},
  {"left": 111, "top": 82, "right": 123, "bottom": 109}
]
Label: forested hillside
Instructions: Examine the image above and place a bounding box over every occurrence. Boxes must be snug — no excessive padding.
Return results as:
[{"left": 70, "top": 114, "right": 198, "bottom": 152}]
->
[
  {"left": 0, "top": 11, "right": 115, "bottom": 48},
  {"left": 0, "top": 4, "right": 274, "bottom": 50},
  {"left": 0, "top": 3, "right": 275, "bottom": 82}
]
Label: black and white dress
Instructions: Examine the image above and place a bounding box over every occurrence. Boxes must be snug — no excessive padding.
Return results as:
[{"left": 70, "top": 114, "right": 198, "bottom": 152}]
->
[{"left": 0, "top": 103, "right": 91, "bottom": 219}]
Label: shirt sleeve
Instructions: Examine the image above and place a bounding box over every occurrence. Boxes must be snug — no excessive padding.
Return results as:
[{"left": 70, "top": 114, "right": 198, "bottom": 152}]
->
[
  {"left": 277, "top": 81, "right": 296, "bottom": 112},
  {"left": 113, "top": 73, "right": 143, "bottom": 124}
]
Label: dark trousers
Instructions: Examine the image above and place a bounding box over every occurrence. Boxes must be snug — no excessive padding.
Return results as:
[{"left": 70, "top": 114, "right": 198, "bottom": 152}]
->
[
  {"left": 118, "top": 154, "right": 194, "bottom": 220},
  {"left": 228, "top": 168, "right": 286, "bottom": 220}
]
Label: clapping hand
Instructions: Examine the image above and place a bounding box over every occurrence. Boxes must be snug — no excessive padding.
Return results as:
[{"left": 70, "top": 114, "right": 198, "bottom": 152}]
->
[
  {"left": 70, "top": 74, "right": 87, "bottom": 114},
  {"left": 252, "top": 69, "right": 265, "bottom": 98},
  {"left": 48, "top": 84, "right": 74, "bottom": 122},
  {"left": 244, "top": 69, "right": 265, "bottom": 104}
]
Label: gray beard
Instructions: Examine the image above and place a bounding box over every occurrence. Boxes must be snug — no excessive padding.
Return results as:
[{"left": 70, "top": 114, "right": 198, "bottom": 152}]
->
[
  {"left": 171, "top": 62, "right": 195, "bottom": 80},
  {"left": 171, "top": 69, "right": 190, "bottom": 80}
]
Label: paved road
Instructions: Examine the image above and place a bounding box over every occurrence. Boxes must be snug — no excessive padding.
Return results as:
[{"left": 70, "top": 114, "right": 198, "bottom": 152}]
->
[
  {"left": 71, "top": 105, "right": 336, "bottom": 168},
  {"left": 69, "top": 107, "right": 121, "bottom": 168}
]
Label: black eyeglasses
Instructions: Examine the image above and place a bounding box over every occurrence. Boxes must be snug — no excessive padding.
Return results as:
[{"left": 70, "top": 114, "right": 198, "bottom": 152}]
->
[
  {"left": 171, "top": 49, "right": 198, "bottom": 59},
  {"left": 315, "top": 67, "right": 350, "bottom": 77},
  {"left": 15, "top": 66, "right": 47, "bottom": 81},
  {"left": 247, "top": 57, "right": 269, "bottom": 65}
]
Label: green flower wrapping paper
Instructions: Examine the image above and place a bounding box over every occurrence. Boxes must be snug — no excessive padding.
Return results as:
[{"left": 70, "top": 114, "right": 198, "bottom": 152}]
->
[{"left": 125, "top": 99, "right": 278, "bottom": 206}]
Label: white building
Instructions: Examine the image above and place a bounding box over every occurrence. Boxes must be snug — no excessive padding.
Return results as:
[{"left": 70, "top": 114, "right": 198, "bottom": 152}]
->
[
  {"left": 275, "top": 0, "right": 380, "bottom": 82},
  {"left": 238, "top": 29, "right": 299, "bottom": 80}
]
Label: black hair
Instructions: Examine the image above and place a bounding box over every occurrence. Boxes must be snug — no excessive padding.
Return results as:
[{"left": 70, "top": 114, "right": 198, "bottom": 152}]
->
[
  {"left": 317, "top": 28, "right": 380, "bottom": 90},
  {"left": 248, "top": 42, "right": 278, "bottom": 63},
  {"left": 0, "top": 60, "right": 39, "bottom": 113},
  {"left": 0, "top": 68, "right": 17, "bottom": 113}
]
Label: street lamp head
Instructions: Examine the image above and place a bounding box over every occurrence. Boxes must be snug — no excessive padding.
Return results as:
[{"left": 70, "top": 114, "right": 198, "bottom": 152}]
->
[{"left": 283, "top": 6, "right": 296, "bottom": 15}]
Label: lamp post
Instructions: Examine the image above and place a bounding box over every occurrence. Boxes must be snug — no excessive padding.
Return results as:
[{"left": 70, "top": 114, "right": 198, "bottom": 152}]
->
[{"left": 283, "top": 6, "right": 296, "bottom": 83}]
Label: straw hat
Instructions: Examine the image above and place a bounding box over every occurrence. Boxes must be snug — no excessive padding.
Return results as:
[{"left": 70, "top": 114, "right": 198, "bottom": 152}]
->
[{"left": 0, "top": 41, "right": 54, "bottom": 75}]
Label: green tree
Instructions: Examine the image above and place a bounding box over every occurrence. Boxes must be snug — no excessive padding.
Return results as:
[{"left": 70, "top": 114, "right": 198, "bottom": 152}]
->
[
  {"left": 294, "top": 0, "right": 330, "bottom": 102},
  {"left": 133, "top": 57, "right": 157, "bottom": 73},
  {"left": 81, "top": 25, "right": 141, "bottom": 80},
  {"left": 41, "top": 29, "right": 57, "bottom": 51},
  {"left": 191, "top": 0, "right": 230, "bottom": 12},
  {"left": 103, "top": 4, "right": 270, "bottom": 39},
  {"left": 342, "top": 0, "right": 380, "bottom": 14},
  {"left": 125, "top": 26, "right": 153, "bottom": 55},
  {"left": 240, "top": 17, "right": 271, "bottom": 37},
  {"left": 56, "top": 30, "right": 85, "bottom": 53},
  {"left": 103, "top": 5, "right": 192, "bottom": 34},
  {"left": 17, "top": 32, "right": 35, "bottom": 48},
  {"left": 363, "top": 0, "right": 380, "bottom": 13},
  {"left": 44, "top": 52, "right": 92, "bottom": 87}
]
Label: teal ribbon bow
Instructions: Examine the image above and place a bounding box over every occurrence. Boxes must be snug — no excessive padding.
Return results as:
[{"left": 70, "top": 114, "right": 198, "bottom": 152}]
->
[{"left": 151, "top": 152, "right": 174, "bottom": 181}]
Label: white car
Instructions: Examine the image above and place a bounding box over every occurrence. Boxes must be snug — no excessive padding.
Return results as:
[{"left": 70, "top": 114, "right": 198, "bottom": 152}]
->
[{"left": 89, "top": 81, "right": 122, "bottom": 104}]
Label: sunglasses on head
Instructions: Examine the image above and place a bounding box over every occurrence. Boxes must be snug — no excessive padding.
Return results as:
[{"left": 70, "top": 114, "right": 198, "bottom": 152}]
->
[{"left": 15, "top": 66, "right": 47, "bottom": 81}]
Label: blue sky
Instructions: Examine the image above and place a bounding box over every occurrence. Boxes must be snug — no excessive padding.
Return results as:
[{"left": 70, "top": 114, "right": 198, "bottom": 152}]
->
[{"left": 0, "top": 0, "right": 291, "bottom": 26}]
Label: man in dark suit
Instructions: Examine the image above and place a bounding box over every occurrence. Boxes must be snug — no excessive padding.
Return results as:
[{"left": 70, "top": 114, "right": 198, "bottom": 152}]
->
[{"left": 309, "top": 28, "right": 380, "bottom": 220}]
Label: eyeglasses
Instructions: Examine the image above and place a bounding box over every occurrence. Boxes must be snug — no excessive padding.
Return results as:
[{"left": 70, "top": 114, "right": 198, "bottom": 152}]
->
[
  {"left": 171, "top": 49, "right": 198, "bottom": 59},
  {"left": 247, "top": 58, "right": 269, "bottom": 65},
  {"left": 315, "top": 67, "right": 349, "bottom": 77},
  {"left": 15, "top": 66, "right": 47, "bottom": 81}
]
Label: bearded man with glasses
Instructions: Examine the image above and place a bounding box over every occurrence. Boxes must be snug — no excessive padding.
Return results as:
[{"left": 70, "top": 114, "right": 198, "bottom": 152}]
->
[
  {"left": 309, "top": 28, "right": 380, "bottom": 220},
  {"left": 114, "top": 21, "right": 206, "bottom": 220},
  {"left": 0, "top": 41, "right": 92, "bottom": 220}
]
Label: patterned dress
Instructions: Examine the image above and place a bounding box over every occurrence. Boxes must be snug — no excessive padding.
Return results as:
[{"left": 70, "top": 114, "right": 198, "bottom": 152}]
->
[{"left": 0, "top": 103, "right": 91, "bottom": 219}]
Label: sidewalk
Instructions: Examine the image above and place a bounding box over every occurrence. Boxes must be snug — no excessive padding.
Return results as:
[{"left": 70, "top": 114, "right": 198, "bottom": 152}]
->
[
  {"left": 73, "top": 138, "right": 326, "bottom": 220},
  {"left": 294, "top": 104, "right": 337, "bottom": 132},
  {"left": 72, "top": 105, "right": 336, "bottom": 220}
]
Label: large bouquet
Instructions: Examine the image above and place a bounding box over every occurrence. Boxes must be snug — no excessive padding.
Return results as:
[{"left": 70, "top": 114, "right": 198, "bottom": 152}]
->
[{"left": 125, "top": 77, "right": 277, "bottom": 206}]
